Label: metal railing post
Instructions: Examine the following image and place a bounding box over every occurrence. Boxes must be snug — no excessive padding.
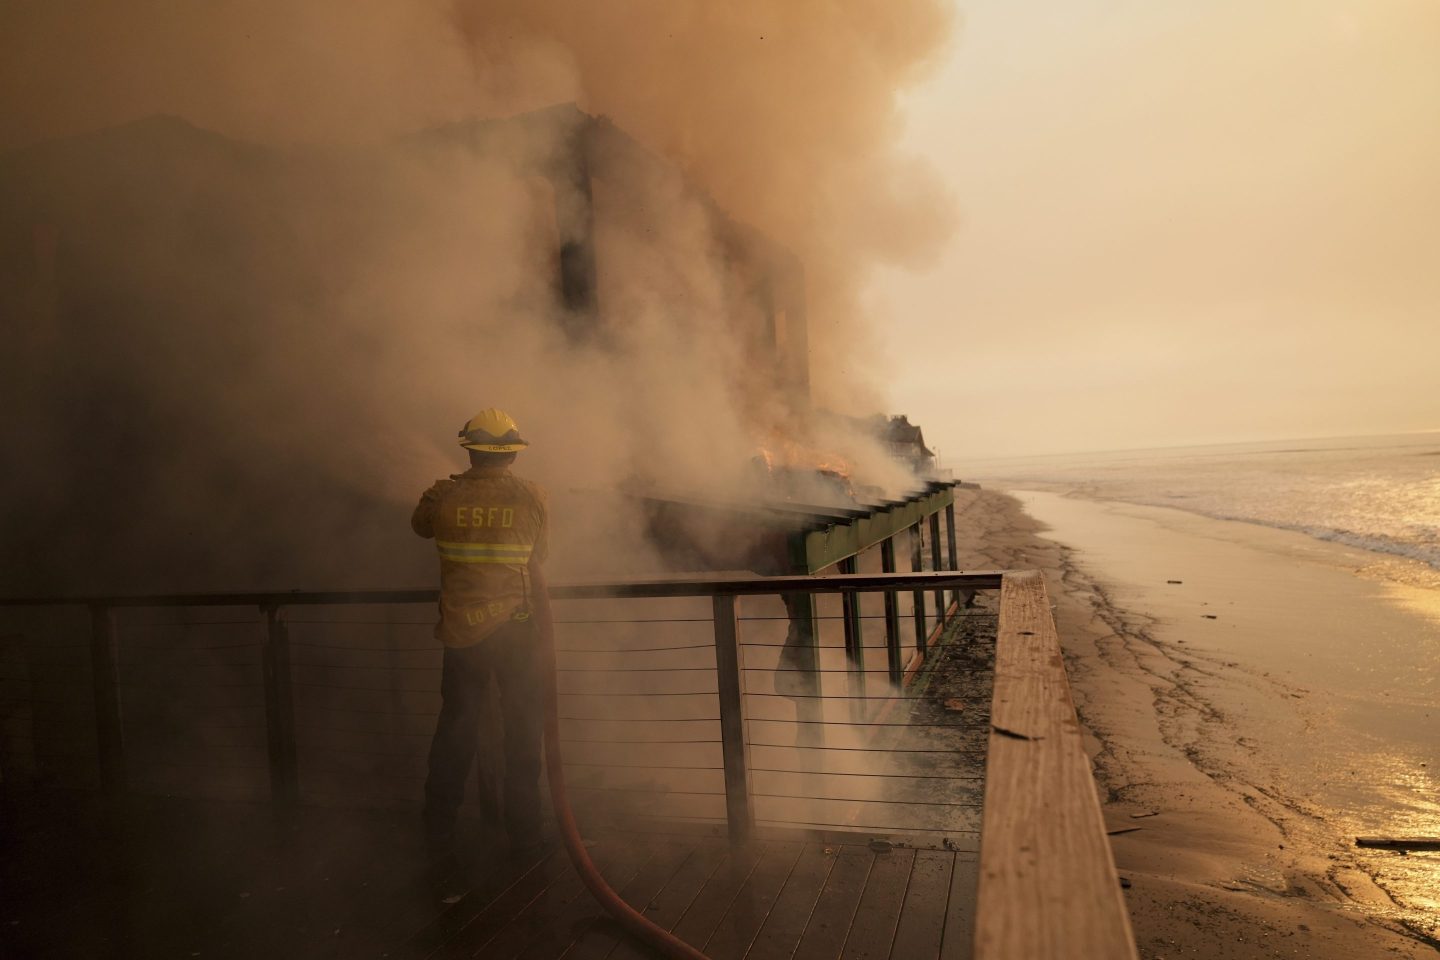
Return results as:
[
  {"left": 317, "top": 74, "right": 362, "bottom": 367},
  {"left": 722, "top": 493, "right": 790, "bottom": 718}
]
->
[
  {"left": 911, "top": 524, "right": 927, "bottom": 656},
  {"left": 945, "top": 502, "right": 961, "bottom": 609},
  {"left": 837, "top": 556, "right": 866, "bottom": 719},
  {"left": 929, "top": 512, "right": 945, "bottom": 622},
  {"left": 711, "top": 594, "right": 752, "bottom": 847},
  {"left": 838, "top": 556, "right": 861, "bottom": 664},
  {"left": 88, "top": 604, "right": 126, "bottom": 795},
  {"left": 880, "top": 538, "right": 903, "bottom": 684},
  {"left": 261, "top": 605, "right": 300, "bottom": 805}
]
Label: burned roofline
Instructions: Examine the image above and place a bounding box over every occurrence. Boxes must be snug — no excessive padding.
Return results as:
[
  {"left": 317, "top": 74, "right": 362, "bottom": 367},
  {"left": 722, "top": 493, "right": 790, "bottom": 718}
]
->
[
  {"left": 628, "top": 479, "right": 949, "bottom": 530},
  {"left": 632, "top": 480, "right": 962, "bottom": 577}
]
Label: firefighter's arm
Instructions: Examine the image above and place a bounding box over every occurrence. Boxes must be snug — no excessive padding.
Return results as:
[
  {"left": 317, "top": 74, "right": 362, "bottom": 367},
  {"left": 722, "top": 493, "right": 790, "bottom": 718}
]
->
[
  {"left": 528, "top": 557, "right": 554, "bottom": 640},
  {"left": 410, "top": 481, "right": 448, "bottom": 538},
  {"left": 529, "top": 483, "right": 550, "bottom": 564},
  {"left": 528, "top": 488, "right": 552, "bottom": 628}
]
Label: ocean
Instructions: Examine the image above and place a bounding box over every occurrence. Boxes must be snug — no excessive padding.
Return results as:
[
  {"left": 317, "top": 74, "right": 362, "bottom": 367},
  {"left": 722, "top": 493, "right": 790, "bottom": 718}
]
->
[
  {"left": 962, "top": 432, "right": 1440, "bottom": 941},
  {"left": 962, "top": 431, "right": 1440, "bottom": 587}
]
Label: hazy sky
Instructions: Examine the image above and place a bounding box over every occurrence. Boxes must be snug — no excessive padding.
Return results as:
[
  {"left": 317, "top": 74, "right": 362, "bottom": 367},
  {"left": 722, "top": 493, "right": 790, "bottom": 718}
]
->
[{"left": 871, "top": 0, "right": 1440, "bottom": 462}]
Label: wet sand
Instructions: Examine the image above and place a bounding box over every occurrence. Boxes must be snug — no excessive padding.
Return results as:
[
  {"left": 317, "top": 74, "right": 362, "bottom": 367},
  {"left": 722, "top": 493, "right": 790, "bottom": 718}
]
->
[{"left": 951, "top": 488, "right": 1439, "bottom": 959}]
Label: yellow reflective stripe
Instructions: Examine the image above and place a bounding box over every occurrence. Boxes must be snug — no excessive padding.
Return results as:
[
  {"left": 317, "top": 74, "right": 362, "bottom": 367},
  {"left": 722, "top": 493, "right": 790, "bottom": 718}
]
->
[
  {"left": 436, "top": 540, "right": 535, "bottom": 563},
  {"left": 437, "top": 541, "right": 534, "bottom": 553},
  {"left": 440, "top": 555, "right": 529, "bottom": 564}
]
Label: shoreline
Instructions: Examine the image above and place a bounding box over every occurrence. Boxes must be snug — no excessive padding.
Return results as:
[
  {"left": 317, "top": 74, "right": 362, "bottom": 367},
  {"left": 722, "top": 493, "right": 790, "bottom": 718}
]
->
[
  {"left": 984, "top": 478, "right": 1440, "bottom": 594},
  {"left": 951, "top": 488, "right": 1439, "bottom": 959}
]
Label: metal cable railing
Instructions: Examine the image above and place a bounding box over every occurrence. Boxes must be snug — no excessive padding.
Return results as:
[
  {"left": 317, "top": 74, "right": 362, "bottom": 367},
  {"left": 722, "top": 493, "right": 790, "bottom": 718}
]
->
[{"left": 1, "top": 559, "right": 1002, "bottom": 842}]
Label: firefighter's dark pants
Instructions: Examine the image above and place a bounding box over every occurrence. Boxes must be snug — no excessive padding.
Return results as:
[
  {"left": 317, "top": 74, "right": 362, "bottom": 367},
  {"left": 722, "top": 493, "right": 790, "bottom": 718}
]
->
[{"left": 424, "top": 620, "right": 543, "bottom": 843}]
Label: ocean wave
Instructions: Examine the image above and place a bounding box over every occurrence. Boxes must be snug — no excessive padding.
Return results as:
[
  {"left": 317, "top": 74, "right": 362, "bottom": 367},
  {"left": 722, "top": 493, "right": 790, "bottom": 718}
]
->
[
  {"left": 1286, "top": 524, "right": 1440, "bottom": 570},
  {"left": 980, "top": 436, "right": 1440, "bottom": 579},
  {"left": 1079, "top": 494, "right": 1440, "bottom": 572}
]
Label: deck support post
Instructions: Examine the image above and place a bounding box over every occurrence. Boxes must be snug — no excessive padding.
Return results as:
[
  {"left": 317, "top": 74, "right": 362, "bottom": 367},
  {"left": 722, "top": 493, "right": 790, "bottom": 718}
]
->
[
  {"left": 880, "top": 538, "right": 903, "bottom": 684},
  {"left": 911, "top": 525, "right": 927, "bottom": 656},
  {"left": 838, "top": 556, "right": 865, "bottom": 711},
  {"left": 838, "top": 556, "right": 862, "bottom": 665},
  {"left": 945, "top": 503, "right": 961, "bottom": 609},
  {"left": 929, "top": 512, "right": 945, "bottom": 624},
  {"left": 261, "top": 605, "right": 300, "bottom": 805},
  {"left": 711, "top": 594, "right": 752, "bottom": 847},
  {"left": 784, "top": 535, "right": 827, "bottom": 747},
  {"left": 88, "top": 604, "right": 126, "bottom": 795}
]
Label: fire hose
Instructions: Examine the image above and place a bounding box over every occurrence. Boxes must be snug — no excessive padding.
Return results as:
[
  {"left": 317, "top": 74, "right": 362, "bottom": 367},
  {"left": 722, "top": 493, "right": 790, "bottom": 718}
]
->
[{"left": 532, "top": 569, "right": 712, "bottom": 960}]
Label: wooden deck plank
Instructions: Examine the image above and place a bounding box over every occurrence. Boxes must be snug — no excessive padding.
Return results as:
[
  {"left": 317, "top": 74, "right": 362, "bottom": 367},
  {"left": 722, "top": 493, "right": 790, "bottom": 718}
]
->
[
  {"left": 701, "top": 840, "right": 815, "bottom": 959},
  {"left": 791, "top": 844, "right": 873, "bottom": 960},
  {"left": 1, "top": 797, "right": 439, "bottom": 960},
  {"left": 974, "top": 572, "right": 1138, "bottom": 960},
  {"left": 420, "top": 851, "right": 575, "bottom": 959},
  {"left": 345, "top": 852, "right": 499, "bottom": 960},
  {"left": 604, "top": 839, "right": 735, "bottom": 960},
  {"left": 743, "top": 843, "right": 839, "bottom": 960},
  {"left": 667, "top": 840, "right": 780, "bottom": 950},
  {"left": 475, "top": 839, "right": 656, "bottom": 960},
  {"left": 0, "top": 796, "right": 992, "bottom": 960},
  {"left": 940, "top": 852, "right": 977, "bottom": 960},
  {"left": 0, "top": 799, "right": 273, "bottom": 959},
  {"left": 889, "top": 849, "right": 954, "bottom": 960},
  {"left": 554, "top": 839, "right": 706, "bottom": 960},
  {"left": 839, "top": 847, "right": 916, "bottom": 960},
  {"left": 264, "top": 820, "right": 450, "bottom": 960}
]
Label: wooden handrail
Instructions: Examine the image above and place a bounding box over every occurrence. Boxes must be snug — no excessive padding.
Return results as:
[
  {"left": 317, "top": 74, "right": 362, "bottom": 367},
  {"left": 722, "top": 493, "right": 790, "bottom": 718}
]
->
[{"left": 975, "top": 571, "right": 1139, "bottom": 959}]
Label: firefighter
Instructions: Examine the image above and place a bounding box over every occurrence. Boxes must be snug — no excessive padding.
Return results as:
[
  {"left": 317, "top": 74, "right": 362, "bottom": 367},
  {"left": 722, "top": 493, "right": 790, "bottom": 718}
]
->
[{"left": 411, "top": 408, "right": 550, "bottom": 860}]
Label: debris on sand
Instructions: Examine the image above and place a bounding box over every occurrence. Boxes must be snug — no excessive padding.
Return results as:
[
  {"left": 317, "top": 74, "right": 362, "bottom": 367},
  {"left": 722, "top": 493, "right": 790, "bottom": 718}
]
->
[{"left": 1356, "top": 836, "right": 1440, "bottom": 851}]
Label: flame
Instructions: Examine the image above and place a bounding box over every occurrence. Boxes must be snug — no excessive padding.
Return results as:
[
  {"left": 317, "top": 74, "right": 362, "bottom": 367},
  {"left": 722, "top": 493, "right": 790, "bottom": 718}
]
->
[{"left": 754, "top": 431, "right": 852, "bottom": 481}]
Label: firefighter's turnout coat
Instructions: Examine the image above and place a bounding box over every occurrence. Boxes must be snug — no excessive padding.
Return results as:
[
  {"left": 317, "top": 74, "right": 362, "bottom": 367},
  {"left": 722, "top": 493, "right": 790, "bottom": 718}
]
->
[{"left": 411, "top": 464, "right": 548, "bottom": 646}]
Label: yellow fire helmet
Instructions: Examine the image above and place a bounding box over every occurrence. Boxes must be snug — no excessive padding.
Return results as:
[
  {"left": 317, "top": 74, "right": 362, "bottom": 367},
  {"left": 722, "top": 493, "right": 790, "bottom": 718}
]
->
[{"left": 457, "top": 408, "right": 530, "bottom": 453}]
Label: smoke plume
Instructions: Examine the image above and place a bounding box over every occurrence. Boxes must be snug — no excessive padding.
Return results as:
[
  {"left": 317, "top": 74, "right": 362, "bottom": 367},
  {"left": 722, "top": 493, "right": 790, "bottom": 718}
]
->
[{"left": 0, "top": 1, "right": 958, "bottom": 593}]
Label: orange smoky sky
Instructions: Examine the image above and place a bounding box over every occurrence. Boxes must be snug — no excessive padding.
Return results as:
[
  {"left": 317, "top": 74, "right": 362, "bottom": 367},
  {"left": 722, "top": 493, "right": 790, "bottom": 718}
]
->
[
  {"left": 7, "top": 2, "right": 1434, "bottom": 468},
  {"left": 872, "top": 0, "right": 1440, "bottom": 462}
]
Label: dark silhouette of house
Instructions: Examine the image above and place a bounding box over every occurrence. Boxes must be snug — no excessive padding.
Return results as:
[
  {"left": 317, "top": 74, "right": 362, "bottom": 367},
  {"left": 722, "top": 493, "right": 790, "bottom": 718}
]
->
[{"left": 883, "top": 414, "right": 936, "bottom": 476}]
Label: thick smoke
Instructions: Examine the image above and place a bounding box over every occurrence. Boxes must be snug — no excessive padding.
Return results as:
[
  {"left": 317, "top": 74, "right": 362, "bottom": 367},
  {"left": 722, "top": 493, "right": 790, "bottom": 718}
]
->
[
  {"left": 447, "top": 1, "right": 959, "bottom": 403},
  {"left": 0, "top": 2, "right": 957, "bottom": 593}
]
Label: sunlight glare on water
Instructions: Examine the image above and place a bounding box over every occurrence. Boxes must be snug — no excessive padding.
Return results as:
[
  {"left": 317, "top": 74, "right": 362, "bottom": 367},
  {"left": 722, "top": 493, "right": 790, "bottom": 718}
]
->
[
  {"left": 992, "top": 441, "right": 1440, "bottom": 941},
  {"left": 965, "top": 433, "right": 1440, "bottom": 574}
]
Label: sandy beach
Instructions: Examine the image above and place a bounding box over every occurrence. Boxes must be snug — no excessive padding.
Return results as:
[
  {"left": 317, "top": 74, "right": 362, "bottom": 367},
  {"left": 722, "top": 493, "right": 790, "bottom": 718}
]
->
[{"left": 951, "top": 488, "right": 1439, "bottom": 959}]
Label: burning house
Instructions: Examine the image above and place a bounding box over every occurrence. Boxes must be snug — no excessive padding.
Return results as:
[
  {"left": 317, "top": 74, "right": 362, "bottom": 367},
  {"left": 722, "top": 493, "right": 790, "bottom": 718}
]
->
[
  {"left": 1, "top": 105, "right": 961, "bottom": 809},
  {"left": 1, "top": 104, "right": 946, "bottom": 593}
]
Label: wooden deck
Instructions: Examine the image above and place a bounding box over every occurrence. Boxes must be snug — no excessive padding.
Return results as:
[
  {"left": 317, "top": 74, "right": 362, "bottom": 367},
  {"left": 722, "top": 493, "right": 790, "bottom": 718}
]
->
[
  {"left": 0, "top": 793, "right": 978, "bottom": 960},
  {"left": 1, "top": 564, "right": 1138, "bottom": 960}
]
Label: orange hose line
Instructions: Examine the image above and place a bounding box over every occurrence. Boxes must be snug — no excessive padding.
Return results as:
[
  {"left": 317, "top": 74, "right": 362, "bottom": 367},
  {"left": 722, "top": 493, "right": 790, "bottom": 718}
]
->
[{"left": 534, "top": 577, "right": 713, "bottom": 960}]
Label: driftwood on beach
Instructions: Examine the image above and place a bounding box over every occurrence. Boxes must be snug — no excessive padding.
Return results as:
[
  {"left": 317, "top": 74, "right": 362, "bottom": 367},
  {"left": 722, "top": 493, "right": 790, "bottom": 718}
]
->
[{"left": 1355, "top": 836, "right": 1440, "bottom": 850}]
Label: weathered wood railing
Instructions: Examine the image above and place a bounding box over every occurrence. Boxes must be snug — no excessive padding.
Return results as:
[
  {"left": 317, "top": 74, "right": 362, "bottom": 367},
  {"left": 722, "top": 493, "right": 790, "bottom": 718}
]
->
[{"left": 975, "top": 571, "right": 1139, "bottom": 960}]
